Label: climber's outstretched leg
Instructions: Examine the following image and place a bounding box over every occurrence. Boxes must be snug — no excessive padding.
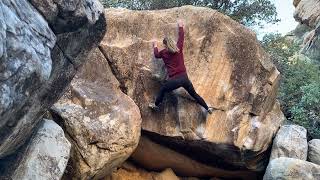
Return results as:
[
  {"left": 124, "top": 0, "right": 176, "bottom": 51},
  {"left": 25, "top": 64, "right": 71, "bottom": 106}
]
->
[
  {"left": 149, "top": 76, "right": 183, "bottom": 111},
  {"left": 149, "top": 74, "right": 214, "bottom": 114},
  {"left": 182, "top": 77, "right": 214, "bottom": 114}
]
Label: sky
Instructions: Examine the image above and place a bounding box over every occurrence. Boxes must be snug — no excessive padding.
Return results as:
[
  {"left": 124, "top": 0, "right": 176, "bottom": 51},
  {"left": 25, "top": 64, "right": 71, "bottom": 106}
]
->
[{"left": 258, "top": 0, "right": 298, "bottom": 39}]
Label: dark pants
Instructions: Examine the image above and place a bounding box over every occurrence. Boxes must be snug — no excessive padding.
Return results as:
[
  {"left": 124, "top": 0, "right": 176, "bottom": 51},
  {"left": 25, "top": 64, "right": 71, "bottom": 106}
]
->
[{"left": 155, "top": 74, "right": 209, "bottom": 110}]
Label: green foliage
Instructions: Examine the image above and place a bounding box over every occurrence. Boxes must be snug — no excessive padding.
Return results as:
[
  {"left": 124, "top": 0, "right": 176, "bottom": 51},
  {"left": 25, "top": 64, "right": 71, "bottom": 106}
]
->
[
  {"left": 291, "top": 81, "right": 320, "bottom": 137},
  {"left": 262, "top": 33, "right": 300, "bottom": 61},
  {"left": 262, "top": 33, "right": 320, "bottom": 138},
  {"left": 261, "top": 33, "right": 300, "bottom": 75},
  {"left": 99, "top": 0, "right": 279, "bottom": 27}
]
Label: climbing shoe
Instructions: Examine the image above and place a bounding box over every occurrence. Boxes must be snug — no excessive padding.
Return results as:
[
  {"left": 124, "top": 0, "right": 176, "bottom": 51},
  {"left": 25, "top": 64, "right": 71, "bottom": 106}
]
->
[
  {"left": 148, "top": 103, "right": 160, "bottom": 111},
  {"left": 207, "top": 107, "right": 215, "bottom": 114}
]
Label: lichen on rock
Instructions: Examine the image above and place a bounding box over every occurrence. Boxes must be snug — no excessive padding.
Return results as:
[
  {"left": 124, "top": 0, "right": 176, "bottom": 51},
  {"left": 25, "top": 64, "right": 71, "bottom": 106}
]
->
[
  {"left": 51, "top": 48, "right": 142, "bottom": 179},
  {"left": 0, "top": 0, "right": 106, "bottom": 158}
]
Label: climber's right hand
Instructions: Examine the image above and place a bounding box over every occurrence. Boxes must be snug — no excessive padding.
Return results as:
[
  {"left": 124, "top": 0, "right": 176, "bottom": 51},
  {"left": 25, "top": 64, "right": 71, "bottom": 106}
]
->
[
  {"left": 178, "top": 19, "right": 184, "bottom": 28},
  {"left": 152, "top": 41, "right": 157, "bottom": 48}
]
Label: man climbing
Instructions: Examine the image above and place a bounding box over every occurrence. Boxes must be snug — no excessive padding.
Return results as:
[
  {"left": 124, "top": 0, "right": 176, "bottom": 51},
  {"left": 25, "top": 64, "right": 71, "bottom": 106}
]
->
[{"left": 149, "top": 20, "right": 214, "bottom": 114}]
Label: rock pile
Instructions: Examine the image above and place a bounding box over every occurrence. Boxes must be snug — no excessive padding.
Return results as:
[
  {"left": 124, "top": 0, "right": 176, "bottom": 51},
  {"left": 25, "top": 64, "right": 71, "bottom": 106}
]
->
[{"left": 0, "top": 0, "right": 106, "bottom": 179}]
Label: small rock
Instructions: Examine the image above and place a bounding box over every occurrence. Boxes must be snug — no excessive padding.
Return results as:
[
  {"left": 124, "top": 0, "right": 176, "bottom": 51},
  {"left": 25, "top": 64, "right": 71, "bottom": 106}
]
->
[
  {"left": 131, "top": 135, "right": 256, "bottom": 179},
  {"left": 153, "top": 168, "right": 179, "bottom": 180},
  {"left": 263, "top": 157, "right": 320, "bottom": 180},
  {"left": 308, "top": 139, "right": 320, "bottom": 165},
  {"left": 12, "top": 119, "right": 71, "bottom": 180},
  {"left": 270, "top": 125, "right": 307, "bottom": 161}
]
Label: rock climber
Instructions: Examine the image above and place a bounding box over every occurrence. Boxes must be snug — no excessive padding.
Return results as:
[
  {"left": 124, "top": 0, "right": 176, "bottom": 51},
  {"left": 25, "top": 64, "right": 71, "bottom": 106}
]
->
[{"left": 148, "top": 20, "right": 214, "bottom": 114}]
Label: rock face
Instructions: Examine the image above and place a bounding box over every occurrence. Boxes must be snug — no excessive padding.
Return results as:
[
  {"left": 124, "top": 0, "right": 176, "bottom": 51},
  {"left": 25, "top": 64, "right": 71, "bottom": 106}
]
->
[
  {"left": 106, "top": 163, "right": 180, "bottom": 180},
  {"left": 51, "top": 48, "right": 142, "bottom": 179},
  {"left": 294, "top": 0, "right": 320, "bottom": 60},
  {"left": 270, "top": 125, "right": 308, "bottom": 161},
  {"left": 293, "top": 0, "right": 302, "bottom": 7},
  {"left": 0, "top": 0, "right": 106, "bottom": 158},
  {"left": 263, "top": 157, "right": 320, "bottom": 180},
  {"left": 294, "top": 0, "right": 320, "bottom": 28},
  {"left": 308, "top": 139, "right": 320, "bottom": 165},
  {"left": 11, "top": 119, "right": 71, "bottom": 180},
  {"left": 131, "top": 135, "right": 256, "bottom": 179},
  {"left": 289, "top": 23, "right": 312, "bottom": 45},
  {"left": 100, "top": 6, "right": 284, "bottom": 175}
]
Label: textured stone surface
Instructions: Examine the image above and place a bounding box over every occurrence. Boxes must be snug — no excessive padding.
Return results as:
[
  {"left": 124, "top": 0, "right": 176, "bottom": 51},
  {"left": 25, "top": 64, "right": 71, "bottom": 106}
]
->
[
  {"left": 51, "top": 48, "right": 142, "bottom": 180},
  {"left": 12, "top": 119, "right": 71, "bottom": 180},
  {"left": 288, "top": 23, "right": 312, "bottom": 44},
  {"left": 308, "top": 139, "right": 320, "bottom": 165},
  {"left": 131, "top": 135, "right": 256, "bottom": 179},
  {"left": 293, "top": 0, "right": 302, "bottom": 7},
  {"left": 263, "top": 157, "right": 320, "bottom": 180},
  {"left": 294, "top": 0, "right": 320, "bottom": 60},
  {"left": 30, "top": 0, "right": 103, "bottom": 35},
  {"left": 106, "top": 164, "right": 180, "bottom": 180},
  {"left": 153, "top": 168, "right": 180, "bottom": 180},
  {"left": 294, "top": 0, "right": 320, "bottom": 28},
  {"left": 0, "top": 0, "right": 106, "bottom": 158},
  {"left": 270, "top": 125, "right": 308, "bottom": 161},
  {"left": 0, "top": 0, "right": 55, "bottom": 157},
  {"left": 29, "top": 0, "right": 106, "bottom": 67},
  {"left": 101, "top": 6, "right": 284, "bottom": 173},
  {"left": 301, "top": 24, "right": 320, "bottom": 60}
]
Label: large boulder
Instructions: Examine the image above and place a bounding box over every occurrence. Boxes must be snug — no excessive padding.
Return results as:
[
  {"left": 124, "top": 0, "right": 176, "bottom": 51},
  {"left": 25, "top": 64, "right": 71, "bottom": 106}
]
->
[
  {"left": 51, "top": 48, "right": 142, "bottom": 179},
  {"left": 294, "top": 0, "right": 320, "bottom": 60},
  {"left": 0, "top": 0, "right": 106, "bottom": 158},
  {"left": 263, "top": 157, "right": 320, "bottom": 180},
  {"left": 11, "top": 119, "right": 71, "bottom": 180},
  {"left": 308, "top": 139, "right": 320, "bottom": 165},
  {"left": 270, "top": 125, "right": 308, "bottom": 161},
  {"left": 100, "top": 6, "right": 284, "bottom": 175}
]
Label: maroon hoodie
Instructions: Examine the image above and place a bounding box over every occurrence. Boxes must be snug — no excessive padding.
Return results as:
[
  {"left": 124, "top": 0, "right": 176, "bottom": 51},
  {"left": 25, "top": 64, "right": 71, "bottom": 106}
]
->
[{"left": 154, "top": 27, "right": 187, "bottom": 79}]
